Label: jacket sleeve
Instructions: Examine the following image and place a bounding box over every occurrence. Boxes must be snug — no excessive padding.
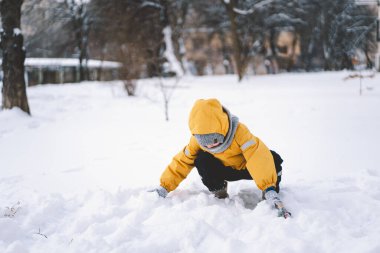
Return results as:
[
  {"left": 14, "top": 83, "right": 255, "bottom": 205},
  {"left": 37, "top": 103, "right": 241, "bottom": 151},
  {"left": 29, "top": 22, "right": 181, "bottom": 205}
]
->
[
  {"left": 235, "top": 123, "right": 277, "bottom": 191},
  {"left": 160, "top": 136, "right": 200, "bottom": 192}
]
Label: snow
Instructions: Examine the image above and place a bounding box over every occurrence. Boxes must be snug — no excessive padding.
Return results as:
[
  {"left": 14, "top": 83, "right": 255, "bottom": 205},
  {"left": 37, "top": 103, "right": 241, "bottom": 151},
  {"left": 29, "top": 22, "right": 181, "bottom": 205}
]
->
[
  {"left": 63, "top": 0, "right": 91, "bottom": 5},
  {"left": 13, "top": 28, "right": 22, "bottom": 36},
  {"left": 24, "top": 58, "right": 121, "bottom": 68},
  {"left": 355, "top": 0, "right": 379, "bottom": 6},
  {"left": 233, "top": 0, "right": 274, "bottom": 15},
  {"left": 140, "top": 1, "right": 162, "bottom": 9},
  {"left": 233, "top": 7, "right": 255, "bottom": 15},
  {"left": 163, "top": 26, "right": 184, "bottom": 76},
  {"left": 0, "top": 58, "right": 121, "bottom": 68},
  {"left": 1, "top": 72, "right": 380, "bottom": 252}
]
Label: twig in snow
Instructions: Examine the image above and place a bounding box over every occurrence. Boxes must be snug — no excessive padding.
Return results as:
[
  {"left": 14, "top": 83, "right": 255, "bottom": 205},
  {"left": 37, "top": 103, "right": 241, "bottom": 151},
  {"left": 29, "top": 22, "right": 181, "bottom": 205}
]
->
[
  {"left": 34, "top": 228, "right": 48, "bottom": 239},
  {"left": 158, "top": 76, "right": 181, "bottom": 121},
  {"left": 4, "top": 201, "right": 21, "bottom": 218}
]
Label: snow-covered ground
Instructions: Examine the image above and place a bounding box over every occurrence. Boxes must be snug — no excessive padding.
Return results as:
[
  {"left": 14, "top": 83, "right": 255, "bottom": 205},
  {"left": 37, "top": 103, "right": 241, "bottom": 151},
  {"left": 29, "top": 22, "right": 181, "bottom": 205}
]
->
[{"left": 1, "top": 72, "right": 380, "bottom": 253}]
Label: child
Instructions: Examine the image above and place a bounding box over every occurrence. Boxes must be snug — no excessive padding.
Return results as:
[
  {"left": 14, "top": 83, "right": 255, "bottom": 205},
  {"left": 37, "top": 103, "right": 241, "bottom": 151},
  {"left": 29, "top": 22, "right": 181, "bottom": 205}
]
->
[{"left": 150, "top": 98, "right": 290, "bottom": 218}]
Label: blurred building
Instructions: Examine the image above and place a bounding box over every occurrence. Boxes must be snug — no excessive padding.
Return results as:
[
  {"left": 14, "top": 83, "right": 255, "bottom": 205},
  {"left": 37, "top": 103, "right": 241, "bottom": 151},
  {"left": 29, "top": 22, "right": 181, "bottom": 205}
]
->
[
  {"left": 0, "top": 58, "right": 122, "bottom": 86},
  {"left": 183, "top": 29, "right": 301, "bottom": 75}
]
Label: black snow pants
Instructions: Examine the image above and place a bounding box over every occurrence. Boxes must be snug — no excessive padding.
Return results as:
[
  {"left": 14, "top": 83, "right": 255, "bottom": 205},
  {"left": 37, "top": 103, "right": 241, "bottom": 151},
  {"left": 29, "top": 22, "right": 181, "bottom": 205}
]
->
[{"left": 194, "top": 150, "right": 283, "bottom": 192}]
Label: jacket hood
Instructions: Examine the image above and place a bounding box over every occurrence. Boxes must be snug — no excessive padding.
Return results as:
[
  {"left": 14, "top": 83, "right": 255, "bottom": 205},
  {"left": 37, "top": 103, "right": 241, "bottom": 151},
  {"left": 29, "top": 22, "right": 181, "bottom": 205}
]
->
[{"left": 188, "top": 99, "right": 229, "bottom": 136}]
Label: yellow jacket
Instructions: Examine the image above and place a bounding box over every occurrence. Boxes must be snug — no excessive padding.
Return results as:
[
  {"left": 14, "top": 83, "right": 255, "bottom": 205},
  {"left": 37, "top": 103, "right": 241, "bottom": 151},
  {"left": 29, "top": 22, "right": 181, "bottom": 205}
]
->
[{"left": 160, "top": 99, "right": 277, "bottom": 192}]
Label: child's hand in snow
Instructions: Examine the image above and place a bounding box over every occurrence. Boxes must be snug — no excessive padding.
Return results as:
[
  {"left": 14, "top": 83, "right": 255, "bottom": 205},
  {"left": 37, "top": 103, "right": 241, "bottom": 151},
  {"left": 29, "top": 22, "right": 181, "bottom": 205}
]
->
[
  {"left": 264, "top": 188, "right": 291, "bottom": 219},
  {"left": 148, "top": 186, "right": 168, "bottom": 198}
]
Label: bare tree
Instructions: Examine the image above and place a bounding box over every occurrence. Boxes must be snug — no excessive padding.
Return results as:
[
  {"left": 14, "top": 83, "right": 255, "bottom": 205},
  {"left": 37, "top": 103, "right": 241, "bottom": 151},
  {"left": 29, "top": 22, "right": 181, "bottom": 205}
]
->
[
  {"left": 88, "top": 0, "right": 168, "bottom": 95},
  {"left": 221, "top": 0, "right": 247, "bottom": 81},
  {"left": 1, "top": 0, "right": 30, "bottom": 114},
  {"left": 119, "top": 43, "right": 144, "bottom": 96},
  {"left": 219, "top": 0, "right": 275, "bottom": 80},
  {"left": 21, "top": 0, "right": 76, "bottom": 58},
  {"left": 158, "top": 77, "right": 180, "bottom": 121},
  {"left": 65, "top": 0, "right": 91, "bottom": 81}
]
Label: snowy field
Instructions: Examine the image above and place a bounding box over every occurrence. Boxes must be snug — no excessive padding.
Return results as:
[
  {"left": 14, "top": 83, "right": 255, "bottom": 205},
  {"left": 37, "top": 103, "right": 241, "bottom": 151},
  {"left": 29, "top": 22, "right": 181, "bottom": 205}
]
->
[{"left": 1, "top": 72, "right": 380, "bottom": 253}]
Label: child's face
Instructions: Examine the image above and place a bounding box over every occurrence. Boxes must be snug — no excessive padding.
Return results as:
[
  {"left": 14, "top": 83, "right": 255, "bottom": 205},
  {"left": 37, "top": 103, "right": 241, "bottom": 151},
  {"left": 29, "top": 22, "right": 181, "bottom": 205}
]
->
[{"left": 206, "top": 142, "right": 221, "bottom": 149}]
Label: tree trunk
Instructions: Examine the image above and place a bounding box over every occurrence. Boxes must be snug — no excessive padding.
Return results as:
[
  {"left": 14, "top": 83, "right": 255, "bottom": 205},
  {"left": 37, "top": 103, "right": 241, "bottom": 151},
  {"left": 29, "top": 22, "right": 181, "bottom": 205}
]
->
[
  {"left": 68, "top": 0, "right": 89, "bottom": 82},
  {"left": 76, "top": 7, "right": 86, "bottom": 82},
  {"left": 222, "top": 0, "right": 245, "bottom": 81},
  {"left": 1, "top": 0, "right": 30, "bottom": 114},
  {"left": 364, "top": 43, "right": 373, "bottom": 69},
  {"left": 287, "top": 33, "right": 298, "bottom": 71},
  {"left": 341, "top": 53, "right": 353, "bottom": 70},
  {"left": 78, "top": 16, "right": 90, "bottom": 81}
]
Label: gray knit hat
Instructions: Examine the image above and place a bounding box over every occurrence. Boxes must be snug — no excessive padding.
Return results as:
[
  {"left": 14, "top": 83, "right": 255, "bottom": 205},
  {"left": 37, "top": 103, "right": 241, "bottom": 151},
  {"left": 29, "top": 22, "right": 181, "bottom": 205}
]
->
[{"left": 194, "top": 133, "right": 224, "bottom": 147}]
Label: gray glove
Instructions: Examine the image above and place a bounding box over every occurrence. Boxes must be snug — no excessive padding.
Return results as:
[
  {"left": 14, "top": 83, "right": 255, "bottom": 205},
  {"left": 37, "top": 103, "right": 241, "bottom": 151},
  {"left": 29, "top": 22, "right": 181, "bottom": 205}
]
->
[
  {"left": 264, "top": 189, "right": 282, "bottom": 207},
  {"left": 265, "top": 189, "right": 291, "bottom": 219},
  {"left": 148, "top": 186, "right": 168, "bottom": 198}
]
